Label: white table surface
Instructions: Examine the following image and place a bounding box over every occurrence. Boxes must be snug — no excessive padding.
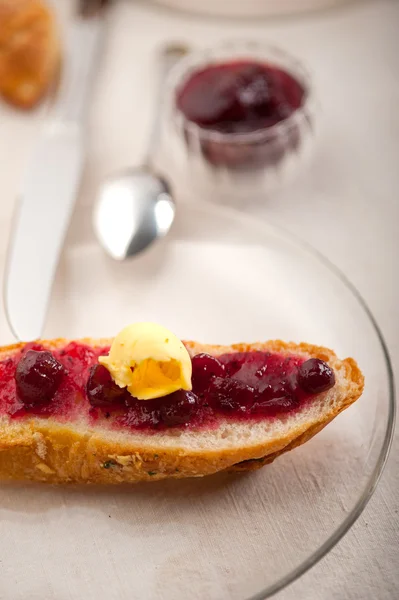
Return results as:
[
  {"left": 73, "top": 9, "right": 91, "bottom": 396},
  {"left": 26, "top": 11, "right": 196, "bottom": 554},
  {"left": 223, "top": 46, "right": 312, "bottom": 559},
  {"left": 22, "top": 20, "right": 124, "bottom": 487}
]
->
[{"left": 0, "top": 0, "right": 398, "bottom": 598}]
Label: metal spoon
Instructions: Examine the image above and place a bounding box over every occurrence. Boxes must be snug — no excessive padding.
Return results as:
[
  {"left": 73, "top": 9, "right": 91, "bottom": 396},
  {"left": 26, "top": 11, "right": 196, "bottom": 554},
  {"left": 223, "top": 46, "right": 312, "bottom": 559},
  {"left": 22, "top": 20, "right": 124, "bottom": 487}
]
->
[{"left": 93, "top": 44, "right": 187, "bottom": 260}]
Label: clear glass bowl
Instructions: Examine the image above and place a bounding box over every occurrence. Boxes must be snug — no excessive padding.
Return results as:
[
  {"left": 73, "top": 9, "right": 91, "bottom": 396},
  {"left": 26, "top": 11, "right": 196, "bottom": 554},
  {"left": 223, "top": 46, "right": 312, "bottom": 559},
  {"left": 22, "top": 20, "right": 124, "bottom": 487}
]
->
[
  {"left": 1, "top": 202, "right": 394, "bottom": 600},
  {"left": 158, "top": 41, "right": 317, "bottom": 199}
]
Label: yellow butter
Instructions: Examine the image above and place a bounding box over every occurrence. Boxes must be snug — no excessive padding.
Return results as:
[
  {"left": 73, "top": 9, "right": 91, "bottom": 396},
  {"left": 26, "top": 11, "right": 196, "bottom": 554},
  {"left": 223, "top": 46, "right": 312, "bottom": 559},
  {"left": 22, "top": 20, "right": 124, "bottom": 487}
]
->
[{"left": 99, "top": 322, "right": 192, "bottom": 400}]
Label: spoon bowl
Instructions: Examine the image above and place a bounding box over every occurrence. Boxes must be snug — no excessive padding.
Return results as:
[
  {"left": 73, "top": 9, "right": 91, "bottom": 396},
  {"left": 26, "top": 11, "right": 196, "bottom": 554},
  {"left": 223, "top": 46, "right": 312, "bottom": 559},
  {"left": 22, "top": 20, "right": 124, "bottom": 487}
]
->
[{"left": 93, "top": 169, "right": 175, "bottom": 260}]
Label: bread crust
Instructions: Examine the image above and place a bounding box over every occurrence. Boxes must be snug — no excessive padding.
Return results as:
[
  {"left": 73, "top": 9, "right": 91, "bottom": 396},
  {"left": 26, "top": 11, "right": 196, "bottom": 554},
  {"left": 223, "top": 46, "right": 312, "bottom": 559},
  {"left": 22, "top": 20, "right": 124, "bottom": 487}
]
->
[
  {"left": 0, "top": 0, "right": 60, "bottom": 109},
  {"left": 0, "top": 338, "right": 364, "bottom": 484}
]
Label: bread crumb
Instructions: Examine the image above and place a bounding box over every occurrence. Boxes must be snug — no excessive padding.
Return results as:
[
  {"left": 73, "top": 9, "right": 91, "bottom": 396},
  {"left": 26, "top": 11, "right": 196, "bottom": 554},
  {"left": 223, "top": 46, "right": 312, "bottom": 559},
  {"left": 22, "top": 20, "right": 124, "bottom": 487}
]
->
[
  {"left": 112, "top": 455, "right": 132, "bottom": 467},
  {"left": 36, "top": 463, "right": 55, "bottom": 475},
  {"left": 32, "top": 433, "right": 47, "bottom": 460}
]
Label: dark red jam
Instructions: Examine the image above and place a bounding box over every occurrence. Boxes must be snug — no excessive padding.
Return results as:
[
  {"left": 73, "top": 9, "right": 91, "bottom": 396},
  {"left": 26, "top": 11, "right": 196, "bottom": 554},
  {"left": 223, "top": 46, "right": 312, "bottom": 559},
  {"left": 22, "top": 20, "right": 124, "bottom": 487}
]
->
[
  {"left": 0, "top": 343, "right": 335, "bottom": 432},
  {"left": 176, "top": 61, "right": 306, "bottom": 171},
  {"left": 0, "top": 342, "right": 109, "bottom": 420},
  {"left": 177, "top": 61, "right": 304, "bottom": 135}
]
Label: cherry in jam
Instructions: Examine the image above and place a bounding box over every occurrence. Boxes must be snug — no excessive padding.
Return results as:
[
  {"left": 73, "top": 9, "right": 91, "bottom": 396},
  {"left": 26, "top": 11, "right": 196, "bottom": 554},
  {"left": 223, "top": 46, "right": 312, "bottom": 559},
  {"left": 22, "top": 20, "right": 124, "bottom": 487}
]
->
[
  {"left": 298, "top": 358, "right": 335, "bottom": 394},
  {"left": 160, "top": 390, "right": 198, "bottom": 427},
  {"left": 120, "top": 390, "right": 199, "bottom": 429},
  {"left": 15, "top": 350, "right": 66, "bottom": 407},
  {"left": 86, "top": 364, "right": 126, "bottom": 408}
]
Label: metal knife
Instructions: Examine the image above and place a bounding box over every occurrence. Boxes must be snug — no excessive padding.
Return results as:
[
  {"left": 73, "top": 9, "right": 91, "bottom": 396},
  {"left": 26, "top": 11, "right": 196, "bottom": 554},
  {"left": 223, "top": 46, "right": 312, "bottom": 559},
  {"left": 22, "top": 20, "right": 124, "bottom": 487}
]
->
[{"left": 4, "top": 0, "right": 107, "bottom": 342}]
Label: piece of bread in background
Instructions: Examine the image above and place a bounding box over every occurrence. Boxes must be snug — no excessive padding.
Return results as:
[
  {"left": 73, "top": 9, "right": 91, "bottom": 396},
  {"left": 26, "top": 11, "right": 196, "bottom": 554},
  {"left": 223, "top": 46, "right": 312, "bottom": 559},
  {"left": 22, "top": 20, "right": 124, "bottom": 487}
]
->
[{"left": 0, "top": 0, "right": 60, "bottom": 109}]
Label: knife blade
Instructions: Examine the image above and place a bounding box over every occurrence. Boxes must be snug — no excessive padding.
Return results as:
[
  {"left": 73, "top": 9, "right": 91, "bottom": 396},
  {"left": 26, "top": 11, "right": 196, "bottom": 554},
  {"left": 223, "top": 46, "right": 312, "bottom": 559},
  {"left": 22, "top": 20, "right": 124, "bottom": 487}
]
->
[{"left": 4, "top": 14, "right": 104, "bottom": 342}]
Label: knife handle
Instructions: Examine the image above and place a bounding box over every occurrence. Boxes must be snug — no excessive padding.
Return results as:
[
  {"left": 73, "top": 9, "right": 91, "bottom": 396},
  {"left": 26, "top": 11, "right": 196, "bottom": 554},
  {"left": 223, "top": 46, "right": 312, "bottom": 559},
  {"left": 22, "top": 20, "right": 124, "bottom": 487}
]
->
[{"left": 53, "top": 18, "right": 103, "bottom": 126}]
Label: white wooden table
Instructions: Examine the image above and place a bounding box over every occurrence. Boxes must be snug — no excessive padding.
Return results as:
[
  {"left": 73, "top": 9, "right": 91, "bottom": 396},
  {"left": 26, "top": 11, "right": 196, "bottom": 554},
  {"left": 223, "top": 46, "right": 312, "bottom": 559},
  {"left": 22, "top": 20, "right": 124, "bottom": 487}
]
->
[{"left": 0, "top": 0, "right": 397, "bottom": 598}]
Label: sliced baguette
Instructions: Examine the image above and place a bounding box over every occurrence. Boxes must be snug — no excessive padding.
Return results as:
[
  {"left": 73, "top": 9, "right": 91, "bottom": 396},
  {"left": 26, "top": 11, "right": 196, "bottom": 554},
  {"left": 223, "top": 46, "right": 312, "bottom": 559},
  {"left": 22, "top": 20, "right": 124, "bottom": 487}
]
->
[
  {"left": 0, "top": 338, "right": 364, "bottom": 484},
  {"left": 0, "top": 0, "right": 60, "bottom": 109}
]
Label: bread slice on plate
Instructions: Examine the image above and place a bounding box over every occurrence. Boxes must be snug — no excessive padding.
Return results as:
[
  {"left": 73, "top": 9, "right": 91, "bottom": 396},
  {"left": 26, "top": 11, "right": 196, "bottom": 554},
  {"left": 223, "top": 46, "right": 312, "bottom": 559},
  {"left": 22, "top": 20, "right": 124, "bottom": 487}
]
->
[
  {"left": 0, "top": 338, "right": 364, "bottom": 484},
  {"left": 0, "top": 0, "right": 60, "bottom": 109}
]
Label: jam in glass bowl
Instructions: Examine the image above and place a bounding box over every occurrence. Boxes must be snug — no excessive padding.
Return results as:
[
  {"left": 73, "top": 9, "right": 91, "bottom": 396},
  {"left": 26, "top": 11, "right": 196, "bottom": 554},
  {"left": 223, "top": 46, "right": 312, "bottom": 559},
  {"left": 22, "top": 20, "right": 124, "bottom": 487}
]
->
[{"left": 160, "top": 41, "right": 316, "bottom": 200}]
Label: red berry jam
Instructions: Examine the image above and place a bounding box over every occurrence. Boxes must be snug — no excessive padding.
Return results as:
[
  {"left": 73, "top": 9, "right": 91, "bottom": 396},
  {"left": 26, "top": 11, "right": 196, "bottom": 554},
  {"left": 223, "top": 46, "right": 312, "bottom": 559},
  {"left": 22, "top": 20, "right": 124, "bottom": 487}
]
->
[
  {"left": 0, "top": 342, "right": 109, "bottom": 419},
  {"left": 0, "top": 343, "right": 335, "bottom": 431},
  {"left": 176, "top": 61, "right": 305, "bottom": 171},
  {"left": 177, "top": 61, "right": 304, "bottom": 134},
  {"left": 191, "top": 353, "right": 225, "bottom": 393}
]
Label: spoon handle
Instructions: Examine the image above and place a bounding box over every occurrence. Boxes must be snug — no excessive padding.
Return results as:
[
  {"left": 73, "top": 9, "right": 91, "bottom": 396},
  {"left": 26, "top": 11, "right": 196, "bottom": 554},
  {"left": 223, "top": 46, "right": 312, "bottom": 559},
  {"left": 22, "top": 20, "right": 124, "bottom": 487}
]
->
[{"left": 144, "top": 43, "right": 188, "bottom": 168}]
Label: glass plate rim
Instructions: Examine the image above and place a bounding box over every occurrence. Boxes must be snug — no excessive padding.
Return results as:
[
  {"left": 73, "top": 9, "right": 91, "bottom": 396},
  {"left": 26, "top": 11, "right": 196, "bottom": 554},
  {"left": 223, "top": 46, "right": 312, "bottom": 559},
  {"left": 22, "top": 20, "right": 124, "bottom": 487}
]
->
[{"left": 173, "top": 200, "right": 396, "bottom": 600}]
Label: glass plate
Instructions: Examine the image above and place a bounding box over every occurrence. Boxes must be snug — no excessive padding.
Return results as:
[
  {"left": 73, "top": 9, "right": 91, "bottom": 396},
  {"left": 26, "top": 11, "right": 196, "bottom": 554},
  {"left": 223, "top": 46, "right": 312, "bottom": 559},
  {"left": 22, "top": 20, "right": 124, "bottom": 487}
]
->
[{"left": 2, "top": 202, "right": 394, "bottom": 600}]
